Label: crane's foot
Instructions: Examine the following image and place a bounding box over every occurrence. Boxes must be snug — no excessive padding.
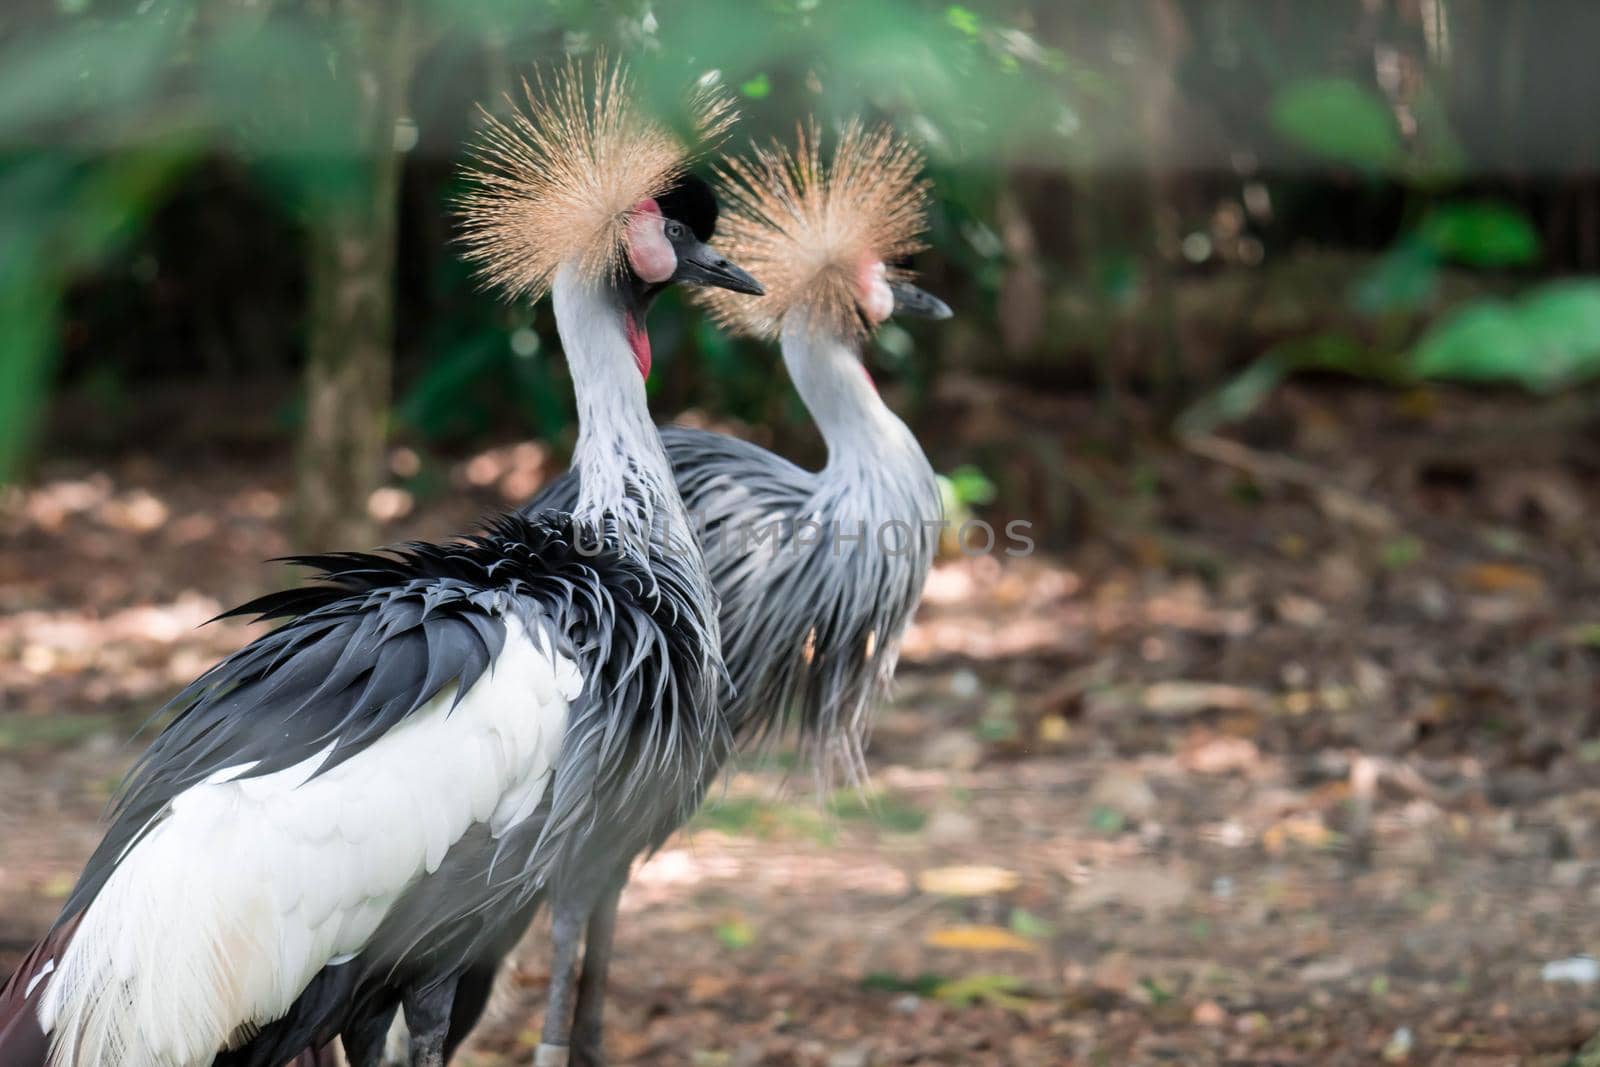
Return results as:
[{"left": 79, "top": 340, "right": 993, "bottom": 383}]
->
[{"left": 534, "top": 1042, "right": 571, "bottom": 1067}]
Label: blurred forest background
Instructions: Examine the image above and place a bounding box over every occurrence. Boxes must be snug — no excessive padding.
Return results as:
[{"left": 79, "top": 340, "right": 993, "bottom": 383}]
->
[
  {"left": 7, "top": 0, "right": 1600, "bottom": 538},
  {"left": 7, "top": 1, "right": 1600, "bottom": 1064}
]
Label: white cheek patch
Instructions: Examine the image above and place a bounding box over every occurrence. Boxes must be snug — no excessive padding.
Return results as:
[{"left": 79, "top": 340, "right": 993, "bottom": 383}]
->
[
  {"left": 859, "top": 259, "right": 894, "bottom": 324},
  {"left": 626, "top": 202, "right": 677, "bottom": 284}
]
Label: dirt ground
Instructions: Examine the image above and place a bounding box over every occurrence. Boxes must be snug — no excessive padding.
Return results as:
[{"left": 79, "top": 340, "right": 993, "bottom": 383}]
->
[{"left": 4, "top": 384, "right": 1600, "bottom": 1066}]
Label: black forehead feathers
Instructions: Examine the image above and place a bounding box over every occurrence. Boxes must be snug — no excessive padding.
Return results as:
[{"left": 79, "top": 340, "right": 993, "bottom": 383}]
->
[{"left": 657, "top": 173, "right": 718, "bottom": 242}]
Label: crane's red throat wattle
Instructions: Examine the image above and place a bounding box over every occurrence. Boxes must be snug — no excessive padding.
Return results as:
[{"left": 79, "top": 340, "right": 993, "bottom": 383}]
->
[{"left": 625, "top": 310, "right": 651, "bottom": 378}]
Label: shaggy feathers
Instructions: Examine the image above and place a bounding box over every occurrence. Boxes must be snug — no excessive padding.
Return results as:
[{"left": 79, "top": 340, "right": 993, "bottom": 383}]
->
[
  {"left": 659, "top": 420, "right": 936, "bottom": 782},
  {"left": 528, "top": 422, "right": 934, "bottom": 781},
  {"left": 696, "top": 121, "right": 929, "bottom": 343},
  {"left": 459, "top": 58, "right": 734, "bottom": 300},
  {"left": 34, "top": 510, "right": 722, "bottom": 1067},
  {"left": 36, "top": 570, "right": 580, "bottom": 1067}
]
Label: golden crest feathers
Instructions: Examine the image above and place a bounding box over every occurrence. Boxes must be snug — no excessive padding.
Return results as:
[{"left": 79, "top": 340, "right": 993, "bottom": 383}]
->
[
  {"left": 458, "top": 58, "right": 735, "bottom": 301},
  {"left": 696, "top": 120, "right": 930, "bottom": 342}
]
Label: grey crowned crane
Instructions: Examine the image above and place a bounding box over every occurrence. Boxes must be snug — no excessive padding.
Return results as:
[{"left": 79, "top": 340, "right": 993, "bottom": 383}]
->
[
  {"left": 0, "top": 60, "right": 762, "bottom": 1067},
  {"left": 362, "top": 120, "right": 952, "bottom": 1066}
]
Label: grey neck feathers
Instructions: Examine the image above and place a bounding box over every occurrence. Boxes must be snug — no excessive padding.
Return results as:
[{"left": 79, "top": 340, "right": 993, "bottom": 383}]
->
[
  {"left": 779, "top": 311, "right": 934, "bottom": 514},
  {"left": 751, "top": 309, "right": 939, "bottom": 781},
  {"left": 554, "top": 265, "right": 695, "bottom": 558}
]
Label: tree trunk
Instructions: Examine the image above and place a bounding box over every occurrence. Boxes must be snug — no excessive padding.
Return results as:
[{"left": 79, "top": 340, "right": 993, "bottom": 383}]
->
[
  {"left": 293, "top": 0, "right": 410, "bottom": 550},
  {"left": 1137, "top": 0, "right": 1190, "bottom": 414}
]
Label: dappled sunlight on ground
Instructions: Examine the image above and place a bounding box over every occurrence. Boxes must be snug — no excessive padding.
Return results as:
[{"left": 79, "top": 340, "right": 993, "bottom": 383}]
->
[{"left": 4, "top": 388, "right": 1600, "bottom": 1063}]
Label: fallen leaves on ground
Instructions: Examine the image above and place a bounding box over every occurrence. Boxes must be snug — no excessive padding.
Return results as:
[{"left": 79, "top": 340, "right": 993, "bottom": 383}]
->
[
  {"left": 916, "top": 865, "right": 1021, "bottom": 897},
  {"left": 7, "top": 386, "right": 1600, "bottom": 1064},
  {"left": 923, "top": 925, "right": 1041, "bottom": 954}
]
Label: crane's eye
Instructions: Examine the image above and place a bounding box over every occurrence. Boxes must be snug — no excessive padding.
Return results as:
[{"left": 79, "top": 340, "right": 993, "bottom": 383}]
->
[{"left": 663, "top": 220, "right": 687, "bottom": 241}]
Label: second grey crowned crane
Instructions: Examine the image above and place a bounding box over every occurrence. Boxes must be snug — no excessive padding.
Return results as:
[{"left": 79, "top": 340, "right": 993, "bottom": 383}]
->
[{"left": 389, "top": 120, "right": 954, "bottom": 1066}]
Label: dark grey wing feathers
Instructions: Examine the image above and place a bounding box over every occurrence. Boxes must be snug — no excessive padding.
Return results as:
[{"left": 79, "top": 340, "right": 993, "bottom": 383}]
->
[{"left": 58, "top": 537, "right": 559, "bottom": 926}]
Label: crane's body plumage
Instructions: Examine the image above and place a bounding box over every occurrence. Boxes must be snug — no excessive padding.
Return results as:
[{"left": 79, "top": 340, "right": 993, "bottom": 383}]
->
[
  {"left": 688, "top": 315, "right": 940, "bottom": 766},
  {"left": 37, "top": 543, "right": 580, "bottom": 1067},
  {"left": 0, "top": 487, "right": 723, "bottom": 1067}
]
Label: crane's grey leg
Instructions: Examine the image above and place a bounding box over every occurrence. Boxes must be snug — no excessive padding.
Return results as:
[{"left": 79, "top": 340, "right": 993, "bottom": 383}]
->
[
  {"left": 571, "top": 876, "right": 626, "bottom": 1067},
  {"left": 339, "top": 1001, "right": 399, "bottom": 1067},
  {"left": 535, "top": 904, "right": 586, "bottom": 1067},
  {"left": 402, "top": 976, "right": 459, "bottom": 1067},
  {"left": 443, "top": 962, "right": 501, "bottom": 1063}
]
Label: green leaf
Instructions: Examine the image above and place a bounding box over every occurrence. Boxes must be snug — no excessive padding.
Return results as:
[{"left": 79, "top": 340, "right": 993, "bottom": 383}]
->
[
  {"left": 0, "top": 147, "right": 190, "bottom": 484},
  {"left": 861, "top": 972, "right": 946, "bottom": 996},
  {"left": 1009, "top": 907, "right": 1056, "bottom": 939},
  {"left": 1353, "top": 238, "right": 1439, "bottom": 316},
  {"left": 714, "top": 916, "right": 756, "bottom": 949},
  {"left": 1139, "top": 977, "right": 1176, "bottom": 1004},
  {"left": 942, "top": 464, "right": 997, "bottom": 507},
  {"left": 977, "top": 715, "right": 1017, "bottom": 743},
  {"left": 1413, "top": 303, "right": 1527, "bottom": 383},
  {"left": 1175, "top": 352, "right": 1291, "bottom": 437},
  {"left": 1088, "top": 805, "right": 1127, "bottom": 836},
  {"left": 1380, "top": 536, "right": 1423, "bottom": 570},
  {"left": 828, "top": 790, "right": 927, "bottom": 833},
  {"left": 1413, "top": 280, "right": 1600, "bottom": 391},
  {"left": 932, "top": 974, "right": 1032, "bottom": 1010},
  {"left": 945, "top": 6, "right": 980, "bottom": 36},
  {"left": 1270, "top": 77, "right": 1401, "bottom": 169},
  {"left": 1419, "top": 201, "right": 1540, "bottom": 267},
  {"left": 1177, "top": 332, "right": 1394, "bottom": 437},
  {"left": 1096, "top": 252, "right": 1141, "bottom": 307}
]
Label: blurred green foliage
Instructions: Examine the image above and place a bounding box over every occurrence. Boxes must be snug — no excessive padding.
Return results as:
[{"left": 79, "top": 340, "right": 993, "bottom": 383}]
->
[
  {"left": 1415, "top": 282, "right": 1600, "bottom": 392},
  {"left": 2, "top": 1, "right": 1599, "bottom": 484},
  {"left": 0, "top": 0, "right": 1086, "bottom": 478},
  {"left": 1271, "top": 77, "right": 1403, "bottom": 171},
  {"left": 1420, "top": 202, "right": 1541, "bottom": 268},
  {"left": 1181, "top": 191, "right": 1565, "bottom": 436}
]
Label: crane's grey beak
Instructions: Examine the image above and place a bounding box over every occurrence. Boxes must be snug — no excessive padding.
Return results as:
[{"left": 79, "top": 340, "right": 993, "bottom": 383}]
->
[
  {"left": 889, "top": 281, "right": 952, "bottom": 320},
  {"left": 674, "top": 240, "right": 765, "bottom": 296}
]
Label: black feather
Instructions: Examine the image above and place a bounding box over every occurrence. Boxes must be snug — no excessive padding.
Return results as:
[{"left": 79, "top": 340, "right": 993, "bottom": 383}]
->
[
  {"left": 657, "top": 172, "right": 719, "bottom": 242},
  {"left": 194, "top": 508, "right": 723, "bottom": 1066}
]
